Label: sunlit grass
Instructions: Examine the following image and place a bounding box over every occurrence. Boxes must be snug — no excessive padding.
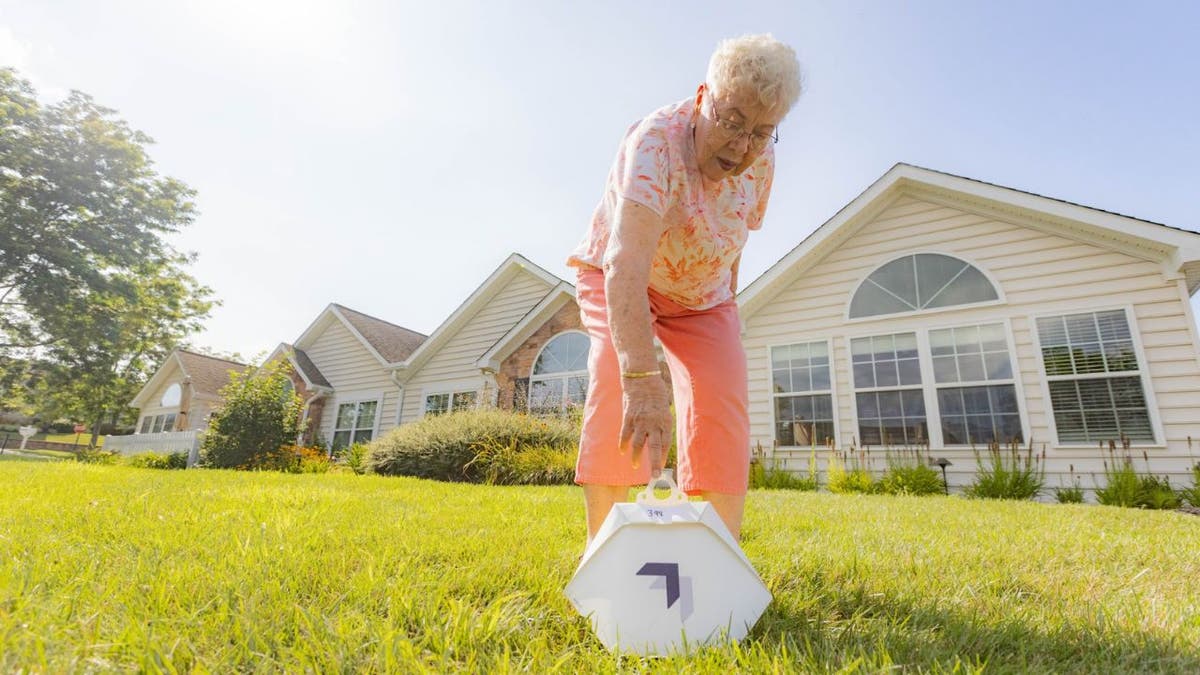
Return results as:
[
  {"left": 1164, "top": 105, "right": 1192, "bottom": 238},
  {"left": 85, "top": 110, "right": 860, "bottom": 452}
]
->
[{"left": 1, "top": 463, "right": 1197, "bottom": 672}]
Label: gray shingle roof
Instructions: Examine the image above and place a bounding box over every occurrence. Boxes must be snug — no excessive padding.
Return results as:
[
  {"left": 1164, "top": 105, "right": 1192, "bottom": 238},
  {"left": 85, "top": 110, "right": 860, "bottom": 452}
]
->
[
  {"left": 175, "top": 350, "right": 249, "bottom": 398},
  {"left": 290, "top": 347, "right": 331, "bottom": 388},
  {"left": 333, "top": 304, "right": 427, "bottom": 363}
]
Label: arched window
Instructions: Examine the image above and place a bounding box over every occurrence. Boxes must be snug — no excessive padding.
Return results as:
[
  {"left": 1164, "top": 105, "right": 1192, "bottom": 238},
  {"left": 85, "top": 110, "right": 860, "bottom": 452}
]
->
[
  {"left": 849, "top": 253, "right": 999, "bottom": 319},
  {"left": 529, "top": 331, "right": 589, "bottom": 415},
  {"left": 161, "top": 383, "right": 182, "bottom": 407}
]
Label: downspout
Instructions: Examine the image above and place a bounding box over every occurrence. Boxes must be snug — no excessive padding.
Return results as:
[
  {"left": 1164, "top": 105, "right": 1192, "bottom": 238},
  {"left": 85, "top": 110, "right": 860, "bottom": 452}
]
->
[
  {"left": 297, "top": 390, "right": 326, "bottom": 446},
  {"left": 390, "top": 370, "right": 406, "bottom": 426}
]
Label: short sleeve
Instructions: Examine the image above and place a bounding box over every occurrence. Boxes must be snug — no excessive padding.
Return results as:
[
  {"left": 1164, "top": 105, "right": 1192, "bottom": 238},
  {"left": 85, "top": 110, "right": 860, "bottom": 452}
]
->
[
  {"left": 745, "top": 148, "right": 775, "bottom": 231},
  {"left": 613, "top": 120, "right": 671, "bottom": 217}
]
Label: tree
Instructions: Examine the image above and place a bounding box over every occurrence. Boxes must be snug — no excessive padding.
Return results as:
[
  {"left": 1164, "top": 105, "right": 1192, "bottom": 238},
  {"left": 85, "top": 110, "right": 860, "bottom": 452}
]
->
[
  {"left": 201, "top": 361, "right": 303, "bottom": 469},
  {"left": 0, "top": 68, "right": 215, "bottom": 439}
]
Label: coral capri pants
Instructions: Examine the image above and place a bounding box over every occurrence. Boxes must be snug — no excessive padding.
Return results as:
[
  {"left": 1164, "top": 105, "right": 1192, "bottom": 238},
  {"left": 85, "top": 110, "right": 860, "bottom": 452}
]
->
[{"left": 574, "top": 268, "right": 750, "bottom": 496}]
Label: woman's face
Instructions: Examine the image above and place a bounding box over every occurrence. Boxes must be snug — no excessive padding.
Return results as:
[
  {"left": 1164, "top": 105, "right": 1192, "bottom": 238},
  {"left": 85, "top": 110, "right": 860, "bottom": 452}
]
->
[{"left": 692, "top": 83, "right": 785, "bottom": 182}]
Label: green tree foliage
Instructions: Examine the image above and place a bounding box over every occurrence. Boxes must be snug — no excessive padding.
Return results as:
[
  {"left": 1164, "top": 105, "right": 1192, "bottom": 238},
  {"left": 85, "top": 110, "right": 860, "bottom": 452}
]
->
[
  {"left": 201, "top": 362, "right": 303, "bottom": 469},
  {"left": 0, "top": 68, "right": 214, "bottom": 439}
]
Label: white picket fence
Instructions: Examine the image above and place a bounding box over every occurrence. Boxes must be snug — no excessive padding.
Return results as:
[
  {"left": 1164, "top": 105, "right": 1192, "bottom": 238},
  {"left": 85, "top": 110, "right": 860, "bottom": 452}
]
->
[{"left": 104, "top": 430, "right": 203, "bottom": 467}]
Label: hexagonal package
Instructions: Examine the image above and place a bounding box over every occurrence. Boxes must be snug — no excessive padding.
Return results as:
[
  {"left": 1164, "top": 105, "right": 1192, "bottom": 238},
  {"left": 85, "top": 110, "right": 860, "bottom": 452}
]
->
[{"left": 564, "top": 471, "right": 772, "bottom": 655}]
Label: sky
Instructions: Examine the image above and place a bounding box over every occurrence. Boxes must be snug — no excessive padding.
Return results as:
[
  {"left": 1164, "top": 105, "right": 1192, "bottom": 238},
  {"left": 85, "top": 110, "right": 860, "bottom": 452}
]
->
[{"left": 2, "top": 1, "right": 1198, "bottom": 361}]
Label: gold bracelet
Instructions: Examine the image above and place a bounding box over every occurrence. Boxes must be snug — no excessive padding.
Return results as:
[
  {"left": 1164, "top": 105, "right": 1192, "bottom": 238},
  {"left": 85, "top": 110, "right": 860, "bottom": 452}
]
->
[{"left": 621, "top": 370, "right": 661, "bottom": 379}]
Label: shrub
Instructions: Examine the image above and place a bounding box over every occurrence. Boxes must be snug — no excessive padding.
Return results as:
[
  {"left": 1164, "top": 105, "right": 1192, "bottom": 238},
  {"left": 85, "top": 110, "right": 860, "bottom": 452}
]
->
[
  {"left": 748, "top": 443, "right": 818, "bottom": 491},
  {"left": 1181, "top": 463, "right": 1200, "bottom": 508},
  {"left": 250, "top": 445, "right": 331, "bottom": 474},
  {"left": 964, "top": 440, "right": 1044, "bottom": 500},
  {"left": 125, "top": 452, "right": 188, "bottom": 470},
  {"left": 339, "top": 442, "right": 371, "bottom": 475},
  {"left": 1054, "top": 464, "right": 1086, "bottom": 504},
  {"left": 826, "top": 447, "right": 876, "bottom": 494},
  {"left": 873, "top": 447, "right": 943, "bottom": 496},
  {"left": 201, "top": 361, "right": 303, "bottom": 469},
  {"left": 1094, "top": 444, "right": 1181, "bottom": 510},
  {"left": 368, "top": 408, "right": 577, "bottom": 483},
  {"left": 74, "top": 447, "right": 118, "bottom": 465},
  {"left": 469, "top": 440, "right": 577, "bottom": 485}
]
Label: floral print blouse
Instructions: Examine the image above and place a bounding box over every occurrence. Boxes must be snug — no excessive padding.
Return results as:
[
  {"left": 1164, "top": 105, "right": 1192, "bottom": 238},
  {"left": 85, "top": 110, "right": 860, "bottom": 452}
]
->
[{"left": 568, "top": 97, "right": 775, "bottom": 310}]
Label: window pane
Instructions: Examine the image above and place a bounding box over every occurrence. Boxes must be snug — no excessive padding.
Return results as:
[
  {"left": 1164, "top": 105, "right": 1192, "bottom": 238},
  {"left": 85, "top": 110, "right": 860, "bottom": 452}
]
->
[
  {"left": 878, "top": 391, "right": 902, "bottom": 417},
  {"left": 894, "top": 333, "right": 918, "bottom": 359},
  {"left": 791, "top": 366, "right": 812, "bottom": 392},
  {"left": 937, "top": 384, "right": 1021, "bottom": 445},
  {"left": 929, "top": 328, "right": 955, "bottom": 356},
  {"left": 985, "top": 352, "right": 1012, "bottom": 380},
  {"left": 933, "top": 355, "right": 958, "bottom": 383},
  {"left": 770, "top": 346, "right": 789, "bottom": 368},
  {"left": 772, "top": 368, "right": 790, "bottom": 393},
  {"left": 1065, "top": 314, "right": 1099, "bottom": 344},
  {"left": 1038, "top": 311, "right": 1142, "bottom": 377},
  {"left": 980, "top": 323, "right": 1007, "bottom": 352},
  {"left": 152, "top": 415, "right": 165, "bottom": 433},
  {"left": 352, "top": 430, "right": 373, "bottom": 444},
  {"left": 1072, "top": 343, "right": 1106, "bottom": 374},
  {"left": 957, "top": 354, "right": 986, "bottom": 382},
  {"left": 1096, "top": 310, "right": 1131, "bottom": 341},
  {"left": 1104, "top": 341, "right": 1138, "bottom": 371},
  {"left": 425, "top": 393, "right": 449, "bottom": 416},
  {"left": 875, "top": 360, "right": 899, "bottom": 387},
  {"left": 901, "top": 389, "right": 926, "bottom": 416},
  {"left": 452, "top": 391, "right": 476, "bottom": 412},
  {"left": 869, "top": 256, "right": 919, "bottom": 307},
  {"left": 336, "top": 403, "right": 357, "bottom": 428},
  {"left": 1043, "top": 346, "right": 1073, "bottom": 375},
  {"left": 1037, "top": 316, "right": 1068, "bottom": 346},
  {"left": 357, "top": 401, "right": 378, "bottom": 429},
  {"left": 567, "top": 376, "right": 588, "bottom": 406},
  {"left": 850, "top": 337, "right": 873, "bottom": 362},
  {"left": 139, "top": 417, "right": 153, "bottom": 434},
  {"left": 774, "top": 394, "right": 834, "bottom": 447},
  {"left": 1046, "top": 376, "right": 1153, "bottom": 444},
  {"left": 915, "top": 254, "right": 968, "bottom": 306},
  {"left": 529, "top": 379, "right": 562, "bottom": 415},
  {"left": 331, "top": 430, "right": 351, "bottom": 450},
  {"left": 162, "top": 414, "right": 177, "bottom": 432},
  {"left": 924, "top": 265, "right": 998, "bottom": 308},
  {"left": 811, "top": 365, "right": 831, "bottom": 391},
  {"left": 853, "top": 363, "right": 874, "bottom": 388},
  {"left": 533, "top": 333, "right": 589, "bottom": 375}
]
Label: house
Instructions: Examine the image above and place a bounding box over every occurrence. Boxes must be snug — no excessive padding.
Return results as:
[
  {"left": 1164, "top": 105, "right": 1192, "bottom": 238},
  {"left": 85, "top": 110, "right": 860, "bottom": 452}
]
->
[
  {"left": 128, "top": 349, "right": 249, "bottom": 434},
  {"left": 738, "top": 163, "right": 1200, "bottom": 488},
  {"left": 263, "top": 254, "right": 586, "bottom": 451}
]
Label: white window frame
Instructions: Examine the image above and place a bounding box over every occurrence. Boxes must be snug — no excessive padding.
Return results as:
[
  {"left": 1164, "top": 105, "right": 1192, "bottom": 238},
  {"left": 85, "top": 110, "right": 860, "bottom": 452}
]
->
[
  {"left": 528, "top": 330, "right": 590, "bottom": 416},
  {"left": 1030, "top": 304, "right": 1164, "bottom": 449},
  {"left": 330, "top": 392, "right": 384, "bottom": 449},
  {"left": 421, "top": 379, "right": 482, "bottom": 418},
  {"left": 844, "top": 317, "right": 1029, "bottom": 448},
  {"left": 765, "top": 338, "right": 839, "bottom": 449},
  {"left": 926, "top": 320, "right": 1027, "bottom": 447},
  {"left": 845, "top": 251, "right": 1006, "bottom": 323}
]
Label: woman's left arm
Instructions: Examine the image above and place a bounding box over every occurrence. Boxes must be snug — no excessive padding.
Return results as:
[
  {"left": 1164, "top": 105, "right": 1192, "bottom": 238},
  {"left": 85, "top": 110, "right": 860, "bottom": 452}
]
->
[{"left": 729, "top": 253, "right": 741, "bottom": 296}]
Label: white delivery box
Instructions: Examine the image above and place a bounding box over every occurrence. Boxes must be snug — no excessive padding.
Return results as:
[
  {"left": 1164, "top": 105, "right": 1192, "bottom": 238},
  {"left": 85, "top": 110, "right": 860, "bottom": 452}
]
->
[{"left": 564, "top": 471, "right": 772, "bottom": 656}]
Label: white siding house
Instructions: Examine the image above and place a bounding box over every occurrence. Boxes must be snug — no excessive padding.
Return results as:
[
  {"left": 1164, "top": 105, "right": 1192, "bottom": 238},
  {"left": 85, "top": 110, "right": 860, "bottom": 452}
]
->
[{"left": 739, "top": 164, "right": 1200, "bottom": 489}]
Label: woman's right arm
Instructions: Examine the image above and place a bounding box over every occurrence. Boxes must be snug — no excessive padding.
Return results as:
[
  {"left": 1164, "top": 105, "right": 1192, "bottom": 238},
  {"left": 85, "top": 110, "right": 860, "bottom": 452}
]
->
[{"left": 602, "top": 198, "right": 673, "bottom": 474}]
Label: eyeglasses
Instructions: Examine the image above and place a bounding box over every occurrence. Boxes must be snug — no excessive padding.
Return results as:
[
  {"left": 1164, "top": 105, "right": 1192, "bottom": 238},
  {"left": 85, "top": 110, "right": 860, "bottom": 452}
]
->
[{"left": 707, "top": 98, "right": 778, "bottom": 149}]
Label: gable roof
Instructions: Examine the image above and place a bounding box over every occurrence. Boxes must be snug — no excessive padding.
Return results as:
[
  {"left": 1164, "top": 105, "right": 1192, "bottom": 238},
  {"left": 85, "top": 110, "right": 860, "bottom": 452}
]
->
[
  {"left": 265, "top": 343, "right": 333, "bottom": 390},
  {"left": 130, "top": 349, "right": 249, "bottom": 408},
  {"left": 739, "top": 163, "right": 1200, "bottom": 319},
  {"left": 293, "top": 303, "right": 427, "bottom": 367},
  {"left": 475, "top": 281, "right": 577, "bottom": 371},
  {"left": 394, "top": 252, "right": 565, "bottom": 379}
]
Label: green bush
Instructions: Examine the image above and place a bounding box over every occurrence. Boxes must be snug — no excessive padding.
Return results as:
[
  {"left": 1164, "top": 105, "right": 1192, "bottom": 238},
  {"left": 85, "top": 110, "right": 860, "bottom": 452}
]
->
[
  {"left": 1054, "top": 464, "right": 1086, "bottom": 504},
  {"left": 339, "top": 442, "right": 371, "bottom": 475},
  {"left": 201, "top": 361, "right": 303, "bottom": 469},
  {"left": 964, "top": 441, "right": 1044, "bottom": 501},
  {"left": 74, "top": 447, "right": 118, "bottom": 465},
  {"left": 1094, "top": 448, "right": 1181, "bottom": 510},
  {"left": 749, "top": 444, "right": 818, "bottom": 491},
  {"left": 877, "top": 463, "right": 944, "bottom": 496},
  {"left": 1181, "top": 463, "right": 1200, "bottom": 507},
  {"left": 125, "top": 452, "right": 188, "bottom": 470},
  {"left": 368, "top": 408, "right": 577, "bottom": 483},
  {"left": 826, "top": 449, "right": 876, "bottom": 494},
  {"left": 469, "top": 440, "right": 577, "bottom": 485}
]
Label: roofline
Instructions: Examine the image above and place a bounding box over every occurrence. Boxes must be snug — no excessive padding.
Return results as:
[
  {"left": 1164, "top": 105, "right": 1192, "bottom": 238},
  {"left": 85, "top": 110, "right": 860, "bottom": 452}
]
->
[
  {"left": 292, "top": 303, "right": 392, "bottom": 367},
  {"left": 739, "top": 163, "right": 1200, "bottom": 317},
  {"left": 391, "top": 253, "right": 565, "bottom": 377},
  {"left": 475, "top": 282, "right": 576, "bottom": 371},
  {"left": 129, "top": 350, "right": 186, "bottom": 408},
  {"left": 264, "top": 343, "right": 333, "bottom": 391}
]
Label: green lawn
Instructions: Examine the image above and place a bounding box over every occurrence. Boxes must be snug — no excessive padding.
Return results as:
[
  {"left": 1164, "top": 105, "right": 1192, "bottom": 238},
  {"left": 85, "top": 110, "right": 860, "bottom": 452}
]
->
[{"left": 1, "top": 463, "right": 1197, "bottom": 673}]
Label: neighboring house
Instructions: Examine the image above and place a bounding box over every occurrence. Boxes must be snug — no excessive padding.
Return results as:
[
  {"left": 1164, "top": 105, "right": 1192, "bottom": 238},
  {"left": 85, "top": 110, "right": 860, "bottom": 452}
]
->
[
  {"left": 128, "top": 349, "right": 249, "bottom": 433},
  {"left": 268, "top": 303, "right": 428, "bottom": 449},
  {"left": 738, "top": 163, "right": 1200, "bottom": 487}
]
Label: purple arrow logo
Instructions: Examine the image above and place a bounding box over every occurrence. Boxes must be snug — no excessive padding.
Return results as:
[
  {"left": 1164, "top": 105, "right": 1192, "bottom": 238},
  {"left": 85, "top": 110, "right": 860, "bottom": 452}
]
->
[{"left": 637, "top": 562, "right": 680, "bottom": 607}]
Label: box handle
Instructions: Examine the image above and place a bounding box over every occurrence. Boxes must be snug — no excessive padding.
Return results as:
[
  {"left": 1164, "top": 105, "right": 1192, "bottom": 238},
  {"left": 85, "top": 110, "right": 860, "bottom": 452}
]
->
[{"left": 635, "top": 469, "right": 689, "bottom": 506}]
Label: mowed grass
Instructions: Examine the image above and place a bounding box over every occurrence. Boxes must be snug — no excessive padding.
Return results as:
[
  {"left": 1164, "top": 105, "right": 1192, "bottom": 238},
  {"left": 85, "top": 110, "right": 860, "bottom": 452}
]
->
[{"left": 1, "top": 464, "right": 1198, "bottom": 673}]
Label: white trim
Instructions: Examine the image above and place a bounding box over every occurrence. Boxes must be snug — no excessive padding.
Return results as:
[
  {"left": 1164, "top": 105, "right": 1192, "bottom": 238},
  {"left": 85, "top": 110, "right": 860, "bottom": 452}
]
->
[
  {"left": 764, "top": 337, "right": 839, "bottom": 450},
  {"left": 1028, "top": 304, "right": 1165, "bottom": 450},
  {"left": 420, "top": 377, "right": 484, "bottom": 418},
  {"left": 328, "top": 391, "right": 386, "bottom": 449},
  {"left": 292, "top": 305, "right": 392, "bottom": 369},
  {"left": 841, "top": 316, "right": 1029, "bottom": 449},
  {"left": 129, "top": 352, "right": 186, "bottom": 408},
  {"left": 395, "top": 253, "right": 566, "bottom": 378},
  {"left": 739, "top": 163, "right": 1200, "bottom": 322},
  {"left": 475, "top": 282, "right": 576, "bottom": 370},
  {"left": 843, "top": 250, "right": 1007, "bottom": 323},
  {"left": 1176, "top": 279, "right": 1200, "bottom": 373},
  {"left": 527, "top": 330, "right": 590, "bottom": 414}
]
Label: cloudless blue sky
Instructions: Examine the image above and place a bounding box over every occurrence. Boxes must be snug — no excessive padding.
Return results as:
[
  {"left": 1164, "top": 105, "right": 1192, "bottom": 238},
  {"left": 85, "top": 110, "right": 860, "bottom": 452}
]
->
[{"left": 3, "top": 1, "right": 1198, "bottom": 359}]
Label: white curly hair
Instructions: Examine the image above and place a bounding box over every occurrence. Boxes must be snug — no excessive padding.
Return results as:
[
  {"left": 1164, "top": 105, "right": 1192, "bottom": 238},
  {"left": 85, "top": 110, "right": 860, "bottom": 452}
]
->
[{"left": 705, "top": 34, "right": 802, "bottom": 114}]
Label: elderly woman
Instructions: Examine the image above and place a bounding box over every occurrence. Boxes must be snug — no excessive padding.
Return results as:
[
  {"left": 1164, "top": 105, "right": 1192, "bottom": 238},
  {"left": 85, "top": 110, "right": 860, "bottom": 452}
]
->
[{"left": 567, "top": 34, "right": 802, "bottom": 543}]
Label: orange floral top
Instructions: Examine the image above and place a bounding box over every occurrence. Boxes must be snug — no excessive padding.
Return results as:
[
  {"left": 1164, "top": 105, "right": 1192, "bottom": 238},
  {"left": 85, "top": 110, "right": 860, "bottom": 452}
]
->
[{"left": 568, "top": 98, "right": 775, "bottom": 310}]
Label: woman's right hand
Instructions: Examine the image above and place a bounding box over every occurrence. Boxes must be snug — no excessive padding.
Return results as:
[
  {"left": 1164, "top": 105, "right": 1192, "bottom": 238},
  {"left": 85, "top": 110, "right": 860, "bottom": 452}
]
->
[{"left": 619, "top": 374, "right": 673, "bottom": 475}]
